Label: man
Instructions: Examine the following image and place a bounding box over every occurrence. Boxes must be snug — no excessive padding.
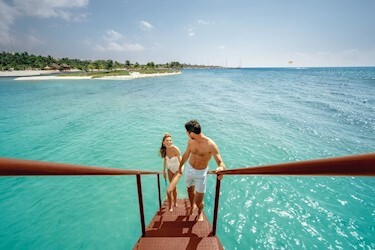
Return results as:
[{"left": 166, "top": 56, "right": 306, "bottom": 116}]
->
[{"left": 178, "top": 120, "right": 226, "bottom": 221}]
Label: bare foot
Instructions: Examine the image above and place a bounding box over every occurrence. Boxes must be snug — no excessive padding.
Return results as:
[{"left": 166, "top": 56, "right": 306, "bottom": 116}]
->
[
  {"left": 198, "top": 212, "right": 204, "bottom": 221},
  {"left": 174, "top": 203, "right": 178, "bottom": 207},
  {"left": 169, "top": 208, "right": 173, "bottom": 212},
  {"left": 189, "top": 207, "right": 194, "bottom": 215},
  {"left": 189, "top": 204, "right": 197, "bottom": 215}
]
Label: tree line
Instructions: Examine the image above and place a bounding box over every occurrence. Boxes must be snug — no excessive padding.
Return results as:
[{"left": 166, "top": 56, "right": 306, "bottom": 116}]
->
[{"left": 0, "top": 51, "right": 185, "bottom": 71}]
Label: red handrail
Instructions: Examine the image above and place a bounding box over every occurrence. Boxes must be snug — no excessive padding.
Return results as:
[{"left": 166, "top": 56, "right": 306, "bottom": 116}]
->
[
  {"left": 2, "top": 153, "right": 374, "bottom": 239},
  {"left": 136, "top": 174, "right": 146, "bottom": 236},
  {"left": 0, "top": 157, "right": 160, "bottom": 176},
  {"left": 210, "top": 152, "right": 375, "bottom": 236},
  {"left": 209, "top": 152, "right": 375, "bottom": 176},
  {"left": 0, "top": 157, "right": 162, "bottom": 236}
]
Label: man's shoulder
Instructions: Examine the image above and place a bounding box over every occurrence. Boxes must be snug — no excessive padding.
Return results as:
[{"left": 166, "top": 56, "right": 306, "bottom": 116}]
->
[{"left": 205, "top": 136, "right": 216, "bottom": 146}]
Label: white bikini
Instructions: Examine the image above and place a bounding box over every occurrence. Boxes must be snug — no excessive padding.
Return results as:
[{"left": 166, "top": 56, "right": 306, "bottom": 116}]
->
[{"left": 166, "top": 156, "right": 180, "bottom": 174}]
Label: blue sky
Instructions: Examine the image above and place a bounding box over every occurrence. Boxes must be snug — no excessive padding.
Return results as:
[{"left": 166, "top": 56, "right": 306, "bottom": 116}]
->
[{"left": 1, "top": 0, "right": 374, "bottom": 67}]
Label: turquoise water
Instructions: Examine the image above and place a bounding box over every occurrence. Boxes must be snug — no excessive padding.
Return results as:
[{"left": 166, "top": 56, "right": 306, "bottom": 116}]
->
[{"left": 0, "top": 68, "right": 374, "bottom": 249}]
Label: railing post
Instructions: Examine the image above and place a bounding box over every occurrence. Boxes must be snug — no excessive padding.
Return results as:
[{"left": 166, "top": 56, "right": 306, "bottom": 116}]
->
[
  {"left": 157, "top": 174, "right": 162, "bottom": 209},
  {"left": 212, "top": 177, "right": 221, "bottom": 236},
  {"left": 136, "top": 174, "right": 146, "bottom": 236}
]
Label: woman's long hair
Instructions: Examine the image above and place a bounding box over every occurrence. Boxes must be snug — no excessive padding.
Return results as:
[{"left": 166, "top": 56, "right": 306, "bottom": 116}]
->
[{"left": 160, "top": 133, "right": 171, "bottom": 158}]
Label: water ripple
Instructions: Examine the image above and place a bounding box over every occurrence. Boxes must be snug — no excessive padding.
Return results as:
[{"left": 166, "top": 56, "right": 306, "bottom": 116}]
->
[{"left": 1, "top": 68, "right": 375, "bottom": 249}]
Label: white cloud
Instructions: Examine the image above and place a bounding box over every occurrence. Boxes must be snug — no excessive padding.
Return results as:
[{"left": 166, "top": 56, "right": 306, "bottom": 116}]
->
[
  {"left": 293, "top": 49, "right": 375, "bottom": 66},
  {"left": 104, "top": 30, "right": 123, "bottom": 42},
  {"left": 94, "top": 30, "right": 144, "bottom": 52},
  {"left": 337, "top": 48, "right": 375, "bottom": 65},
  {"left": 139, "top": 21, "right": 154, "bottom": 31},
  {"left": 198, "top": 20, "right": 210, "bottom": 26},
  {"left": 340, "top": 48, "right": 360, "bottom": 60},
  {"left": 316, "top": 51, "right": 332, "bottom": 57},
  {"left": 0, "top": 0, "right": 19, "bottom": 45},
  {"left": 295, "top": 52, "right": 309, "bottom": 58},
  {"left": 151, "top": 42, "right": 161, "bottom": 49},
  {"left": 188, "top": 28, "right": 195, "bottom": 37},
  {"left": 13, "top": 0, "right": 89, "bottom": 20},
  {"left": 0, "top": 1, "right": 18, "bottom": 24},
  {"left": 123, "top": 43, "right": 144, "bottom": 51},
  {"left": 94, "top": 42, "right": 144, "bottom": 52},
  {"left": 82, "top": 38, "right": 93, "bottom": 46},
  {"left": 70, "top": 12, "right": 89, "bottom": 22},
  {"left": 26, "top": 34, "right": 43, "bottom": 45},
  {"left": 0, "top": 0, "right": 88, "bottom": 45},
  {"left": 218, "top": 45, "right": 226, "bottom": 49},
  {"left": 186, "top": 20, "right": 212, "bottom": 38}
]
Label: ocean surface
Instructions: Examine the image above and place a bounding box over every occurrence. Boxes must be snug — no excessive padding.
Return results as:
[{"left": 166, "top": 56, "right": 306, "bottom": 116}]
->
[{"left": 0, "top": 67, "right": 374, "bottom": 249}]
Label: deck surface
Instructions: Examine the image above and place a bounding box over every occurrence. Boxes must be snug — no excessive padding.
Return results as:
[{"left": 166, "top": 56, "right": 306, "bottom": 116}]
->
[{"left": 134, "top": 199, "right": 223, "bottom": 250}]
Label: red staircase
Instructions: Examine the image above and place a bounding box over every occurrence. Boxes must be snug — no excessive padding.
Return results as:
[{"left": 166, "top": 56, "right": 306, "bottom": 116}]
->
[{"left": 134, "top": 199, "right": 224, "bottom": 250}]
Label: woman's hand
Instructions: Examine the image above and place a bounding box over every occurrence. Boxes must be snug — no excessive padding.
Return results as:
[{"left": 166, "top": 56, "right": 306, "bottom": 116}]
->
[{"left": 163, "top": 171, "right": 166, "bottom": 180}]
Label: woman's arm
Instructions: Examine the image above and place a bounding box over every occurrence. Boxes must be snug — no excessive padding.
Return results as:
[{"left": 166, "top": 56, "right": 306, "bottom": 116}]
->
[{"left": 163, "top": 158, "right": 167, "bottom": 180}]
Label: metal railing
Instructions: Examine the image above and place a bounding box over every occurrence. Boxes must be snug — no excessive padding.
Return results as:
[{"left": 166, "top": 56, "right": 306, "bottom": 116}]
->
[
  {"left": 209, "top": 152, "right": 375, "bottom": 236},
  {"left": 1, "top": 152, "right": 375, "bottom": 238},
  {"left": 0, "top": 157, "right": 162, "bottom": 237}
]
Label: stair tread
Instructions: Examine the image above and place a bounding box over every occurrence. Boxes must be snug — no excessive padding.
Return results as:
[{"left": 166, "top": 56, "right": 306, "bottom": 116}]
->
[
  {"left": 134, "top": 236, "right": 222, "bottom": 250},
  {"left": 158, "top": 199, "right": 201, "bottom": 216},
  {"left": 134, "top": 199, "right": 223, "bottom": 249},
  {"left": 146, "top": 226, "right": 212, "bottom": 238}
]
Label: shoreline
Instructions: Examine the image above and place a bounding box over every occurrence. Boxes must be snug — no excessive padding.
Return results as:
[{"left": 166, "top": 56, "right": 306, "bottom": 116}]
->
[
  {"left": 0, "top": 70, "right": 61, "bottom": 77},
  {"left": 9, "top": 71, "right": 181, "bottom": 81}
]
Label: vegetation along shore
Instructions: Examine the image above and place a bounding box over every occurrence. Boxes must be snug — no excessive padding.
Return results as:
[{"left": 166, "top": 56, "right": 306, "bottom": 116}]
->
[{"left": 0, "top": 51, "right": 222, "bottom": 79}]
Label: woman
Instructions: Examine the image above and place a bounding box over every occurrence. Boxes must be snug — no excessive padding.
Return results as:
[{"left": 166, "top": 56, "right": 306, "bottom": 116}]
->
[{"left": 160, "top": 133, "right": 182, "bottom": 211}]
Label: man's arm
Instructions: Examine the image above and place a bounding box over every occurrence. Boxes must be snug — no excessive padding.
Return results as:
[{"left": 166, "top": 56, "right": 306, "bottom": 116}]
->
[
  {"left": 211, "top": 141, "right": 226, "bottom": 180},
  {"left": 178, "top": 140, "right": 191, "bottom": 174}
]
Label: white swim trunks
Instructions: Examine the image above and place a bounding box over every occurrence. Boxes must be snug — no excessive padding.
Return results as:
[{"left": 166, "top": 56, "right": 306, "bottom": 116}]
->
[{"left": 184, "top": 161, "right": 208, "bottom": 193}]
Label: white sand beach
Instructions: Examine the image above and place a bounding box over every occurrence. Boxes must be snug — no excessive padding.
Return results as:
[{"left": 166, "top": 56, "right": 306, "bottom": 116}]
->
[
  {"left": 97, "top": 71, "right": 181, "bottom": 80},
  {"left": 14, "top": 76, "right": 92, "bottom": 80},
  {"left": 0, "top": 70, "right": 60, "bottom": 77},
  {"left": 13, "top": 71, "right": 181, "bottom": 81}
]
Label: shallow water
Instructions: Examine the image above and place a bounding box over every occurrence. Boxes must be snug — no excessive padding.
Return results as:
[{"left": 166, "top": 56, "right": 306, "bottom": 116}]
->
[{"left": 1, "top": 67, "right": 374, "bottom": 249}]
